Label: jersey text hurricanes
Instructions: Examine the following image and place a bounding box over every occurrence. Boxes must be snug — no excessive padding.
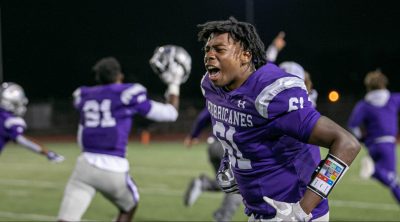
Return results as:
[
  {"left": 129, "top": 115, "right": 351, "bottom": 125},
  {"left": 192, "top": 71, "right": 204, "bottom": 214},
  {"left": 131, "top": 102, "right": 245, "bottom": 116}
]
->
[{"left": 207, "top": 100, "right": 253, "bottom": 127}]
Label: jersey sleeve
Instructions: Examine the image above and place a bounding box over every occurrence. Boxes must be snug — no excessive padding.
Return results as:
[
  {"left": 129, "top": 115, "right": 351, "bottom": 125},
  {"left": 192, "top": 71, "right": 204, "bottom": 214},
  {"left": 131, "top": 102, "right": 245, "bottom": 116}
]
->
[
  {"left": 72, "top": 87, "right": 82, "bottom": 110},
  {"left": 3, "top": 116, "right": 26, "bottom": 140},
  {"left": 272, "top": 107, "right": 321, "bottom": 143},
  {"left": 348, "top": 102, "right": 365, "bottom": 129},
  {"left": 392, "top": 92, "right": 400, "bottom": 109},
  {"left": 347, "top": 102, "right": 365, "bottom": 139},
  {"left": 255, "top": 76, "right": 310, "bottom": 119},
  {"left": 189, "top": 107, "right": 211, "bottom": 138},
  {"left": 255, "top": 76, "right": 320, "bottom": 142},
  {"left": 120, "top": 83, "right": 151, "bottom": 116}
]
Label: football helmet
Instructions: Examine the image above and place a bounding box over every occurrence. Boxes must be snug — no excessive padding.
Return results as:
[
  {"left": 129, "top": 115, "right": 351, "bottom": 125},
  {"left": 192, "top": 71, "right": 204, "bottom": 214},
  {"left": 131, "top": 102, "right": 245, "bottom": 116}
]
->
[
  {"left": 0, "top": 82, "right": 28, "bottom": 116},
  {"left": 216, "top": 153, "right": 239, "bottom": 194},
  {"left": 149, "top": 45, "right": 192, "bottom": 84}
]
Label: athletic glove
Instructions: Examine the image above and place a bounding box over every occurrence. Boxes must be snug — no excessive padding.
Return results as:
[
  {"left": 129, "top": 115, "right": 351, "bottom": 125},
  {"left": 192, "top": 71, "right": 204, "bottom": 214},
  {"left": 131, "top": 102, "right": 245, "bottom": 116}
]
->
[
  {"left": 160, "top": 61, "right": 185, "bottom": 85},
  {"left": 216, "top": 155, "right": 239, "bottom": 194},
  {"left": 149, "top": 45, "right": 191, "bottom": 97},
  {"left": 262, "top": 196, "right": 312, "bottom": 222},
  {"left": 47, "top": 151, "right": 65, "bottom": 163}
]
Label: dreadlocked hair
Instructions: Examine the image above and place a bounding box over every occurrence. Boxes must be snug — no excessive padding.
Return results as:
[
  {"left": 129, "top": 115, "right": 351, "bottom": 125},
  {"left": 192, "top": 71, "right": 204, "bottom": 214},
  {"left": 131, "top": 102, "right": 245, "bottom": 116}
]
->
[{"left": 197, "top": 16, "right": 266, "bottom": 69}]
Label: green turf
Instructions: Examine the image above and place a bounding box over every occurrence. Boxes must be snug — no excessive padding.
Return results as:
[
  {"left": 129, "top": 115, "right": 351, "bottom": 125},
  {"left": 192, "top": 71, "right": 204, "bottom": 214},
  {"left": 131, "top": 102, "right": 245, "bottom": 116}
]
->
[{"left": 0, "top": 142, "right": 399, "bottom": 221}]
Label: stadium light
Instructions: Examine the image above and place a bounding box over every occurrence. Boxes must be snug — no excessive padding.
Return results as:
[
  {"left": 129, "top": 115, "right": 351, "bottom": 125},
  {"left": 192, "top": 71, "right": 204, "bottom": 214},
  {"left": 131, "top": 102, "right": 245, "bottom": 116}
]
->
[{"left": 328, "top": 90, "right": 340, "bottom": 103}]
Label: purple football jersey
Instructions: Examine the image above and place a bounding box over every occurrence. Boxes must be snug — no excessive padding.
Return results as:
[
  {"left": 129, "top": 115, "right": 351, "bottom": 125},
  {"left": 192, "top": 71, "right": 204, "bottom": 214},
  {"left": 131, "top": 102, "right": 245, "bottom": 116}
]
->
[
  {"left": 201, "top": 63, "right": 328, "bottom": 219},
  {"left": 348, "top": 92, "right": 400, "bottom": 146},
  {"left": 0, "top": 108, "right": 26, "bottom": 152},
  {"left": 73, "top": 83, "right": 151, "bottom": 157},
  {"left": 189, "top": 107, "right": 212, "bottom": 138}
]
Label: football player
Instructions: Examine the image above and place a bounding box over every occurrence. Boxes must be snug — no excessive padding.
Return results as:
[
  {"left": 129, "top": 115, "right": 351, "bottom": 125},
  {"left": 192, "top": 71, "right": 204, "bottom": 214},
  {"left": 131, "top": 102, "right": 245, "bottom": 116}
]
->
[
  {"left": 0, "top": 82, "right": 64, "bottom": 163},
  {"left": 183, "top": 107, "right": 242, "bottom": 222},
  {"left": 197, "top": 17, "right": 360, "bottom": 221},
  {"left": 57, "top": 47, "right": 190, "bottom": 222},
  {"left": 348, "top": 69, "right": 400, "bottom": 204}
]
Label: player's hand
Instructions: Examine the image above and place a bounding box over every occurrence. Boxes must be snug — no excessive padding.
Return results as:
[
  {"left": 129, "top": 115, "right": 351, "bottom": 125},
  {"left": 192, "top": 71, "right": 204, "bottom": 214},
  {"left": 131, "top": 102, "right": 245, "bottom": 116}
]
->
[
  {"left": 273, "top": 31, "right": 286, "bottom": 51},
  {"left": 216, "top": 157, "right": 239, "bottom": 194},
  {"left": 46, "top": 151, "right": 65, "bottom": 163},
  {"left": 262, "top": 196, "right": 312, "bottom": 222},
  {"left": 161, "top": 61, "right": 185, "bottom": 86}
]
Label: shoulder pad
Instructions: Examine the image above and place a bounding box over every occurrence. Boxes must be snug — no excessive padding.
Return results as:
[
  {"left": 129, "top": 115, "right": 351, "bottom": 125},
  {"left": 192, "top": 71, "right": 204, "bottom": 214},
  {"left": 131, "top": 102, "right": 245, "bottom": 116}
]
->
[{"left": 255, "top": 76, "right": 307, "bottom": 118}]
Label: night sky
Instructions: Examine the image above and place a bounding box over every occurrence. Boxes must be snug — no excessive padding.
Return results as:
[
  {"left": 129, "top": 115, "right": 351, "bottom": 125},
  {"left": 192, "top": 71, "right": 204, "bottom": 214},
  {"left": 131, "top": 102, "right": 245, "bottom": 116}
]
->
[{"left": 1, "top": 0, "right": 400, "bottom": 103}]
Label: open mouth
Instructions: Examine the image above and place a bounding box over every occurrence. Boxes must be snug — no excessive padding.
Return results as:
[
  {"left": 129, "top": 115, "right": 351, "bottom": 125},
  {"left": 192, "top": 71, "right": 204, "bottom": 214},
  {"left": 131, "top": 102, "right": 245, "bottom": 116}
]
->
[{"left": 206, "top": 66, "right": 221, "bottom": 80}]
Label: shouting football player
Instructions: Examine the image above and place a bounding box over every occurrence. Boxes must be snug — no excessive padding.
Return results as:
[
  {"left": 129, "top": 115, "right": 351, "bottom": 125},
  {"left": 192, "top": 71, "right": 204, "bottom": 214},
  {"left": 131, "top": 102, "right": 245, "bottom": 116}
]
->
[{"left": 197, "top": 17, "right": 360, "bottom": 221}]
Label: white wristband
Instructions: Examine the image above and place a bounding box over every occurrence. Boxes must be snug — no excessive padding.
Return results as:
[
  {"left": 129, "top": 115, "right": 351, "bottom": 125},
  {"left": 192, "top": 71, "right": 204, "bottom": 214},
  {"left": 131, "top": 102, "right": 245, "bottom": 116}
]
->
[{"left": 166, "top": 84, "right": 180, "bottom": 96}]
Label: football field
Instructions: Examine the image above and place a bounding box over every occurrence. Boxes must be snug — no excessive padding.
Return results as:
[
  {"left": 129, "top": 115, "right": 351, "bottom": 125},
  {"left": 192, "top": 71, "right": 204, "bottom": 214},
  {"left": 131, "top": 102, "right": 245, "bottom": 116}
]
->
[{"left": 0, "top": 141, "right": 399, "bottom": 221}]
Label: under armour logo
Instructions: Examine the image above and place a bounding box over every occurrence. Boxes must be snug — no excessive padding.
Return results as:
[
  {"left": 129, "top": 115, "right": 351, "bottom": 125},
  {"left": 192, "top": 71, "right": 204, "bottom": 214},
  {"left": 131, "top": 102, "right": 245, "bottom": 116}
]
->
[{"left": 237, "top": 100, "right": 246, "bottom": 108}]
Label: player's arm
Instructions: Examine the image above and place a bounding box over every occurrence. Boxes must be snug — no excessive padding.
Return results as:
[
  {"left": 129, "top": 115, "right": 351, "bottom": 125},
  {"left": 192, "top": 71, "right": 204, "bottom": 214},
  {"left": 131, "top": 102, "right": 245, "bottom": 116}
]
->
[
  {"left": 145, "top": 100, "right": 178, "bottom": 122},
  {"left": 145, "top": 61, "right": 184, "bottom": 122},
  {"left": 184, "top": 108, "right": 211, "bottom": 147},
  {"left": 301, "top": 116, "right": 360, "bottom": 213},
  {"left": 150, "top": 45, "right": 192, "bottom": 110},
  {"left": 15, "top": 135, "right": 65, "bottom": 163},
  {"left": 125, "top": 89, "right": 179, "bottom": 122},
  {"left": 262, "top": 115, "right": 360, "bottom": 221},
  {"left": 257, "top": 77, "right": 360, "bottom": 220},
  {"left": 347, "top": 103, "right": 365, "bottom": 140},
  {"left": 163, "top": 61, "right": 183, "bottom": 109},
  {"left": 266, "top": 31, "right": 286, "bottom": 62}
]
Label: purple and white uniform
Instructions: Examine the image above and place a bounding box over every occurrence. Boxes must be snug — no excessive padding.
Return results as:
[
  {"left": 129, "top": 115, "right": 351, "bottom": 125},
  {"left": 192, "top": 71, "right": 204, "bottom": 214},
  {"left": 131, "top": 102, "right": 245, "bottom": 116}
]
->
[
  {"left": 58, "top": 82, "right": 177, "bottom": 221},
  {"left": 73, "top": 83, "right": 152, "bottom": 158},
  {"left": 348, "top": 89, "right": 400, "bottom": 203},
  {"left": 0, "top": 108, "right": 26, "bottom": 152},
  {"left": 201, "top": 63, "right": 328, "bottom": 219}
]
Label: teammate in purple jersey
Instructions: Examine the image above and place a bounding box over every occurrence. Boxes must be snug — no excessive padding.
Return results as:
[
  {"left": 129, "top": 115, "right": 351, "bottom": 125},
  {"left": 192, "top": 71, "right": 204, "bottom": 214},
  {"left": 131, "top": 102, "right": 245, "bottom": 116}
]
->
[
  {"left": 183, "top": 107, "right": 243, "bottom": 222},
  {"left": 0, "top": 82, "right": 64, "bottom": 163},
  {"left": 197, "top": 17, "right": 360, "bottom": 221},
  {"left": 58, "top": 49, "right": 190, "bottom": 222},
  {"left": 348, "top": 69, "right": 400, "bottom": 204}
]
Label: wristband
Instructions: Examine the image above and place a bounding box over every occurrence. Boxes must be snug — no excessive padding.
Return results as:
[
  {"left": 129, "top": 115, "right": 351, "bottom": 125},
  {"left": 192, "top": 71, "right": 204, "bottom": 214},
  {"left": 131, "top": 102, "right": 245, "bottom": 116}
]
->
[
  {"left": 307, "top": 153, "right": 348, "bottom": 199},
  {"left": 166, "top": 84, "right": 180, "bottom": 96}
]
